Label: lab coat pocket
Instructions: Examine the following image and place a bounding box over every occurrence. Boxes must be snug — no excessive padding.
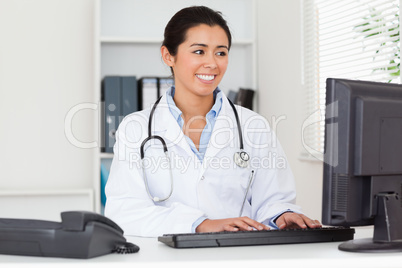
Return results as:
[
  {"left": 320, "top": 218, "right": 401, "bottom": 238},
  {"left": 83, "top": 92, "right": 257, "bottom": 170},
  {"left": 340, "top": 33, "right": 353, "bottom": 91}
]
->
[
  {"left": 201, "top": 155, "right": 252, "bottom": 217},
  {"left": 219, "top": 166, "right": 252, "bottom": 202}
]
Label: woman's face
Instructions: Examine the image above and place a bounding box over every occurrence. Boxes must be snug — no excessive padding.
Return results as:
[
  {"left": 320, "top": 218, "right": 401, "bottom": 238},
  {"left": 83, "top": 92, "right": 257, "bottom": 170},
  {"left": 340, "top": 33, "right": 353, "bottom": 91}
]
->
[{"left": 166, "top": 24, "right": 229, "bottom": 97}]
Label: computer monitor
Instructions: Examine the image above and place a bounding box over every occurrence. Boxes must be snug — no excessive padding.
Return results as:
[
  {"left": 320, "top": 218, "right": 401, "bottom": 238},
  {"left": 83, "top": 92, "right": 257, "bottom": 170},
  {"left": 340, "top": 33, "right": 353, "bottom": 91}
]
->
[{"left": 322, "top": 78, "right": 402, "bottom": 253}]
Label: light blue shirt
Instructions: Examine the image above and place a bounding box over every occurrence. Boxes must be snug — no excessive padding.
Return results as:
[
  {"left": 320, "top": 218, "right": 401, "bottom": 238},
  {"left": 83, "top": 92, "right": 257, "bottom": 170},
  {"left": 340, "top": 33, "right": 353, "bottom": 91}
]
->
[{"left": 166, "top": 86, "right": 223, "bottom": 163}]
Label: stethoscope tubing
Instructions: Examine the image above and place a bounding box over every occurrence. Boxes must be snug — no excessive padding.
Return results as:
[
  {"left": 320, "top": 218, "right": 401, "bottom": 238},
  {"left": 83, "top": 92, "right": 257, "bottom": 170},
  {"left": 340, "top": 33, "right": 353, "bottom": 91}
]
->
[{"left": 140, "top": 94, "right": 251, "bottom": 205}]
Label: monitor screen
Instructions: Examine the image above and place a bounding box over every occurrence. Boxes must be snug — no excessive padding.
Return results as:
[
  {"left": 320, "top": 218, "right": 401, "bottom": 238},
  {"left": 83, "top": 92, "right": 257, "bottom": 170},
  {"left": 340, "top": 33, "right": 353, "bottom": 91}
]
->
[{"left": 322, "top": 78, "right": 402, "bottom": 253}]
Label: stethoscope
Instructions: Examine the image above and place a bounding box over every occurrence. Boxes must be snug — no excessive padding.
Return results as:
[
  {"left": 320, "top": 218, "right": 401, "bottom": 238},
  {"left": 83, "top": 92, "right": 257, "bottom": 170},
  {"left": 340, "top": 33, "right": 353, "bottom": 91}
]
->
[{"left": 140, "top": 95, "right": 253, "bottom": 216}]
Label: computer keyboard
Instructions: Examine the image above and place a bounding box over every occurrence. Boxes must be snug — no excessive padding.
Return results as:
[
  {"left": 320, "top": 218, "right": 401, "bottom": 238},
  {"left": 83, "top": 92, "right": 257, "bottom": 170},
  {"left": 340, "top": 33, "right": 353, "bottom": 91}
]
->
[{"left": 158, "top": 226, "right": 355, "bottom": 248}]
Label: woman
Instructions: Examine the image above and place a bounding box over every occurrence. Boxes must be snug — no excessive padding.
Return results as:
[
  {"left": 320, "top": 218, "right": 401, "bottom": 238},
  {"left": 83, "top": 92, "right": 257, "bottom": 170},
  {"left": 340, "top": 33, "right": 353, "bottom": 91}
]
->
[{"left": 105, "top": 6, "right": 321, "bottom": 237}]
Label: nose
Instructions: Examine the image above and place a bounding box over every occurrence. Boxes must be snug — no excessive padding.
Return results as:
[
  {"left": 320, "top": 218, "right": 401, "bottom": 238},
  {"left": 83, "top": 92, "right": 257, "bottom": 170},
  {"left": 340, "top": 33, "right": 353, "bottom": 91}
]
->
[{"left": 203, "top": 54, "right": 217, "bottom": 69}]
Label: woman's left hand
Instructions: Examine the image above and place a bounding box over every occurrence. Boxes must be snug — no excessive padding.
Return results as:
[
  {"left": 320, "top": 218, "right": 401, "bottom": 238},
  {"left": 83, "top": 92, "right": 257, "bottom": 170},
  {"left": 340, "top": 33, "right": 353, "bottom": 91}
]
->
[{"left": 275, "top": 212, "right": 322, "bottom": 229}]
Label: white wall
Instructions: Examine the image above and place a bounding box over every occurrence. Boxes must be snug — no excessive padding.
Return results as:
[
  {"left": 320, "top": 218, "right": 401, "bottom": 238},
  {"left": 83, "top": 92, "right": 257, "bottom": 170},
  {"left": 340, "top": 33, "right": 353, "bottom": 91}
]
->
[
  {"left": 0, "top": 0, "right": 96, "bottom": 220},
  {"left": 256, "top": 0, "right": 323, "bottom": 221}
]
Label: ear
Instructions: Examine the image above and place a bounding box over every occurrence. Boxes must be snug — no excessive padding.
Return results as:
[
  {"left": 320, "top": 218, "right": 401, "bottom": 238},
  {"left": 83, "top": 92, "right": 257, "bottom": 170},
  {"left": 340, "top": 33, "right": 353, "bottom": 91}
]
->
[{"left": 161, "top": 46, "right": 175, "bottom": 67}]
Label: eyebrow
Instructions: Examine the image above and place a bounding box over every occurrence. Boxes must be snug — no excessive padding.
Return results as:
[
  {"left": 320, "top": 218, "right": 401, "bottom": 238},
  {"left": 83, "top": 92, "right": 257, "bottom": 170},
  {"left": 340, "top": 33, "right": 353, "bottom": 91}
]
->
[{"left": 190, "top": 43, "right": 229, "bottom": 50}]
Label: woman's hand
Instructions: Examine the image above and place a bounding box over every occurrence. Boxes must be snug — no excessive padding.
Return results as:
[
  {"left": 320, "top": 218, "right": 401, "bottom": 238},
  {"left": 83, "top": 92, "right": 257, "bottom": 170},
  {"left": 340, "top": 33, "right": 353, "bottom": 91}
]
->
[
  {"left": 275, "top": 212, "right": 322, "bottom": 229},
  {"left": 196, "top": 217, "right": 270, "bottom": 233}
]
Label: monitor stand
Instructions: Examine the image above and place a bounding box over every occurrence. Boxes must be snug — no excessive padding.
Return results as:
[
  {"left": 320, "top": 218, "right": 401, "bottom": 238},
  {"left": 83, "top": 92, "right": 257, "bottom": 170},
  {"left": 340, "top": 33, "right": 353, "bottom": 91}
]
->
[{"left": 339, "top": 192, "right": 402, "bottom": 253}]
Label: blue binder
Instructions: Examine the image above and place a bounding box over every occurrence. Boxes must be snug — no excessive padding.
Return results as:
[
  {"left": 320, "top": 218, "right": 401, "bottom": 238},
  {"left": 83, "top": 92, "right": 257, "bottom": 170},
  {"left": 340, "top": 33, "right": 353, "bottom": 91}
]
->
[
  {"left": 102, "top": 76, "right": 138, "bottom": 153},
  {"left": 102, "top": 77, "right": 120, "bottom": 153},
  {"left": 121, "top": 76, "right": 138, "bottom": 116},
  {"left": 100, "top": 163, "right": 110, "bottom": 207}
]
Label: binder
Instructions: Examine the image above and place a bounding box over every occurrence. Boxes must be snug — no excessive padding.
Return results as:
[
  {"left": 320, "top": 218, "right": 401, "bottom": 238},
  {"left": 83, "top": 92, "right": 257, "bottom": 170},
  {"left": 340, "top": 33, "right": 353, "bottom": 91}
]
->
[
  {"left": 235, "top": 88, "right": 255, "bottom": 110},
  {"left": 102, "top": 76, "right": 121, "bottom": 153},
  {"left": 121, "top": 76, "right": 138, "bottom": 116},
  {"left": 138, "top": 77, "right": 159, "bottom": 110},
  {"left": 227, "top": 90, "right": 237, "bottom": 103},
  {"left": 100, "top": 163, "right": 110, "bottom": 207},
  {"left": 159, "top": 77, "right": 174, "bottom": 97},
  {"left": 101, "top": 76, "right": 138, "bottom": 152}
]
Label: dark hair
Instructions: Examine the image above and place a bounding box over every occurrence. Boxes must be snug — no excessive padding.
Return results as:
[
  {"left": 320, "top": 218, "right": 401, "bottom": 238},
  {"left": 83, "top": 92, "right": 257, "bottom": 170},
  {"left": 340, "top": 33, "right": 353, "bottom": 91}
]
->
[{"left": 162, "top": 6, "right": 232, "bottom": 57}]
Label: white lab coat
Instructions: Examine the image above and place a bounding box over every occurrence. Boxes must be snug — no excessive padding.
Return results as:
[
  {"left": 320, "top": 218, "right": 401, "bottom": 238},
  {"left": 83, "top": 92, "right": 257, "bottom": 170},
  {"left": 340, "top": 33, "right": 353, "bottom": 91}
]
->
[{"left": 105, "top": 91, "right": 302, "bottom": 237}]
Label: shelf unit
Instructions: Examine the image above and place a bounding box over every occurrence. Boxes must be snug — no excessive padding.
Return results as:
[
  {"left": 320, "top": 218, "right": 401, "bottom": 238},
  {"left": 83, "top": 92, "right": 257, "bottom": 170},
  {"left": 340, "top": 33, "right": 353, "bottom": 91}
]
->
[
  {"left": 94, "top": 0, "right": 258, "bottom": 212},
  {"left": 0, "top": 190, "right": 94, "bottom": 221}
]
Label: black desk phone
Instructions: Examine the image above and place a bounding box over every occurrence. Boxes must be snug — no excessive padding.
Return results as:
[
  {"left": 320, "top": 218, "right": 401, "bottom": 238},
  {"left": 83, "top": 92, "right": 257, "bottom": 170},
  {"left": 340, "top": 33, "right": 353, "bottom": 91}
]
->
[{"left": 0, "top": 211, "right": 139, "bottom": 259}]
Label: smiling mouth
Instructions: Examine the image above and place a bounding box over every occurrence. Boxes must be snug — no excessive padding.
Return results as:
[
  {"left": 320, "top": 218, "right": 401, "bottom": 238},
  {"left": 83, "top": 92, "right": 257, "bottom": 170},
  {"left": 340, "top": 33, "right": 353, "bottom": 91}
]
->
[{"left": 196, "top": 74, "right": 216, "bottom": 81}]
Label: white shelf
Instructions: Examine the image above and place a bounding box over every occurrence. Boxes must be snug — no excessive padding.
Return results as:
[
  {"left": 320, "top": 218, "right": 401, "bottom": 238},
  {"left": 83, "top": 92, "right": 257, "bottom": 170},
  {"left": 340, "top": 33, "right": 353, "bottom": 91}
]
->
[
  {"left": 100, "top": 36, "right": 162, "bottom": 44},
  {"left": 0, "top": 189, "right": 94, "bottom": 221},
  {"left": 100, "top": 152, "right": 114, "bottom": 159},
  {"left": 100, "top": 36, "right": 255, "bottom": 46},
  {"left": 0, "top": 189, "right": 93, "bottom": 196},
  {"left": 232, "top": 39, "right": 255, "bottom": 46}
]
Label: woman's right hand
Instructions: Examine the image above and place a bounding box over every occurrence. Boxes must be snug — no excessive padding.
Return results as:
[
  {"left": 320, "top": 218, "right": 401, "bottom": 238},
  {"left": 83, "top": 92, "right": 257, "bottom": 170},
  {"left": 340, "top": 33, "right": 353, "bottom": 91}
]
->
[{"left": 195, "top": 217, "right": 270, "bottom": 233}]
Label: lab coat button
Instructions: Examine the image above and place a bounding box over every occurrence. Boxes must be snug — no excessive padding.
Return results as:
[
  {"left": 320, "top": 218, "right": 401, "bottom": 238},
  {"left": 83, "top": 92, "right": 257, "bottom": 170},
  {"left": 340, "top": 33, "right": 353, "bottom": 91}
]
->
[{"left": 201, "top": 176, "right": 205, "bottom": 180}]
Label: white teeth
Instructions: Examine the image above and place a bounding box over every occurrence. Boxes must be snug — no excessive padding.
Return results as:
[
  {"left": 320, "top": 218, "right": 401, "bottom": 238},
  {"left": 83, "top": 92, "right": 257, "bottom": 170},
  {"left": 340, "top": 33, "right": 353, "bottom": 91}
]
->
[{"left": 196, "top": 74, "right": 215, "bottom": 81}]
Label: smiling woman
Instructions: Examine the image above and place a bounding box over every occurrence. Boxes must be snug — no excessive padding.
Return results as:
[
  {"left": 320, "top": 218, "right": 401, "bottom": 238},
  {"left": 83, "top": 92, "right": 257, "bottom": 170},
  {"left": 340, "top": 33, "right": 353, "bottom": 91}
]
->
[
  {"left": 162, "top": 25, "right": 228, "bottom": 95},
  {"left": 161, "top": 24, "right": 229, "bottom": 130},
  {"left": 105, "top": 5, "right": 321, "bottom": 237}
]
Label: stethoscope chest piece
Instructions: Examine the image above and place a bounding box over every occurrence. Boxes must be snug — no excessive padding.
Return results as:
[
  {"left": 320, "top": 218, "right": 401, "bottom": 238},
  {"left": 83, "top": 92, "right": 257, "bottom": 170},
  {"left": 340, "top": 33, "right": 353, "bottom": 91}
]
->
[{"left": 234, "top": 151, "right": 249, "bottom": 168}]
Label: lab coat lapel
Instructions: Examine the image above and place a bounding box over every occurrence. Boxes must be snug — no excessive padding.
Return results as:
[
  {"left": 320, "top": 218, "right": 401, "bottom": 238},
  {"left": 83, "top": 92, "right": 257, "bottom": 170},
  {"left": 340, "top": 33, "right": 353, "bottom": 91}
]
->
[
  {"left": 201, "top": 97, "right": 237, "bottom": 174},
  {"left": 152, "top": 95, "right": 194, "bottom": 157}
]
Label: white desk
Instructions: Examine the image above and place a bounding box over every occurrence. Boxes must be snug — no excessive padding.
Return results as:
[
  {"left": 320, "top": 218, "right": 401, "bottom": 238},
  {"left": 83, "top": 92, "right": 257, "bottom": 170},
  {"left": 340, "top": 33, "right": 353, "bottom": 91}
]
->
[{"left": 1, "top": 227, "right": 401, "bottom": 268}]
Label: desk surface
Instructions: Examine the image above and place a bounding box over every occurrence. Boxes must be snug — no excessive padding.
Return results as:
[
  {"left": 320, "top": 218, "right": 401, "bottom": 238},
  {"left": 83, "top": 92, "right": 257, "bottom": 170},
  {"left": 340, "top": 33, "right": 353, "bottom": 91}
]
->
[{"left": 1, "top": 227, "right": 401, "bottom": 268}]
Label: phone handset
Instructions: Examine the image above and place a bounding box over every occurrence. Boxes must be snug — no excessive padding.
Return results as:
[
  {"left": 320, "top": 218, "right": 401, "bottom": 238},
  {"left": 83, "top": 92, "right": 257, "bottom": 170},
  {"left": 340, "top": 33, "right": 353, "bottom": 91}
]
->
[{"left": 61, "top": 211, "right": 123, "bottom": 233}]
